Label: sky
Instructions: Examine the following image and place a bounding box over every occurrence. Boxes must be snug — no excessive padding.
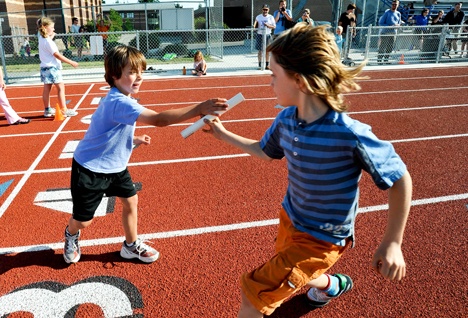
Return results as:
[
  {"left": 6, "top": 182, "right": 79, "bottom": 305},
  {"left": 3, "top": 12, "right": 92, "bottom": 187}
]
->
[{"left": 103, "top": 0, "right": 205, "bottom": 10}]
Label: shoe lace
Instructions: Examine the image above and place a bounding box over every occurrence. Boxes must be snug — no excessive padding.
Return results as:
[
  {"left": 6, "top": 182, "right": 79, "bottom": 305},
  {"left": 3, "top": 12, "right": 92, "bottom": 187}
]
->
[
  {"left": 134, "top": 239, "right": 154, "bottom": 257},
  {"left": 64, "top": 233, "right": 79, "bottom": 252}
]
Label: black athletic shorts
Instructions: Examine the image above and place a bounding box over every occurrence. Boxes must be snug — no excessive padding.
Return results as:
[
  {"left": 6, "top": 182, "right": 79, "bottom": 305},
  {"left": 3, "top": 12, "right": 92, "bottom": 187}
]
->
[{"left": 71, "top": 159, "right": 137, "bottom": 221}]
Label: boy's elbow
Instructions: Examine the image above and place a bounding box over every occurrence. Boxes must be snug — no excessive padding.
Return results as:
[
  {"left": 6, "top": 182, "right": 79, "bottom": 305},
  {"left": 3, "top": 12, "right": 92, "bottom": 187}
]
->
[{"left": 153, "top": 118, "right": 171, "bottom": 127}]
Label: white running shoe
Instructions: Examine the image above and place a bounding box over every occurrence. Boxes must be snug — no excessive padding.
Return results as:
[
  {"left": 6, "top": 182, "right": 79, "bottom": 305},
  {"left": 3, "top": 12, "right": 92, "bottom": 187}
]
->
[
  {"left": 63, "top": 109, "right": 78, "bottom": 117},
  {"left": 120, "top": 238, "right": 160, "bottom": 263}
]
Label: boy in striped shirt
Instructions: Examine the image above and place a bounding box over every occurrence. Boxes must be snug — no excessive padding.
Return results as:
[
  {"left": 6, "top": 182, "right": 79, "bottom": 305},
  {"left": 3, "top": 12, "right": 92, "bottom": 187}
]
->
[{"left": 204, "top": 24, "right": 412, "bottom": 317}]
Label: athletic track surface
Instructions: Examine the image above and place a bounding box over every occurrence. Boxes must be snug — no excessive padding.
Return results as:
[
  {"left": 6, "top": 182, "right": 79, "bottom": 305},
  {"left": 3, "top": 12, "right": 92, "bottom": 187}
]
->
[{"left": 0, "top": 67, "right": 466, "bottom": 317}]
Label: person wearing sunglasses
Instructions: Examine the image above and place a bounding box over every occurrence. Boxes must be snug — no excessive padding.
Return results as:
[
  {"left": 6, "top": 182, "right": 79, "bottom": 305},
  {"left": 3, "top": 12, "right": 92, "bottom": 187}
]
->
[{"left": 253, "top": 4, "right": 276, "bottom": 70}]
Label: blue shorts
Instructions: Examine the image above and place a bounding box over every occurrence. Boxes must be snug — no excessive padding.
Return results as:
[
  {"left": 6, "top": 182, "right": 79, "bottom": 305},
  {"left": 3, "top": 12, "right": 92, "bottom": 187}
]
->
[
  {"left": 40, "top": 67, "right": 63, "bottom": 84},
  {"left": 255, "top": 33, "right": 271, "bottom": 51}
]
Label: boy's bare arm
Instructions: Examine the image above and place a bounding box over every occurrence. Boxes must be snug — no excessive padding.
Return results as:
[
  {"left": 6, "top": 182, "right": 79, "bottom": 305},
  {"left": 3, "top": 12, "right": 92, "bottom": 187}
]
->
[
  {"left": 204, "top": 117, "right": 273, "bottom": 161},
  {"left": 137, "top": 98, "right": 227, "bottom": 127},
  {"left": 372, "top": 170, "right": 412, "bottom": 281}
]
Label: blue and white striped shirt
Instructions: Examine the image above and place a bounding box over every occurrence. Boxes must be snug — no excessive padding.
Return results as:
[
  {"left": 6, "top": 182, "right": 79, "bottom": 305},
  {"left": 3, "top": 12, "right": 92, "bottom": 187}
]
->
[{"left": 260, "top": 107, "right": 407, "bottom": 246}]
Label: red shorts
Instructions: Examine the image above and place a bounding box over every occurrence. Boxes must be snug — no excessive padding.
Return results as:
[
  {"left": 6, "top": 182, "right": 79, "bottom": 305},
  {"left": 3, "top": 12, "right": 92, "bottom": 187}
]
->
[{"left": 240, "top": 208, "right": 350, "bottom": 315}]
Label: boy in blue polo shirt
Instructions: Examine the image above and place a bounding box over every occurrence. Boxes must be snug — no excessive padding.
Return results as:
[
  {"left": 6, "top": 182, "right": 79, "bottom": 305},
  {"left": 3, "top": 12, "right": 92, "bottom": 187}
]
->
[
  {"left": 64, "top": 45, "right": 227, "bottom": 264},
  {"left": 204, "top": 24, "right": 412, "bottom": 317}
]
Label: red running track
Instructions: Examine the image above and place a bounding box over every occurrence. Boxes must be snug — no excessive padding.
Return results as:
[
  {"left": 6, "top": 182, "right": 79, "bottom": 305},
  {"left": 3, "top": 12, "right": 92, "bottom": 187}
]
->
[{"left": 0, "top": 67, "right": 467, "bottom": 317}]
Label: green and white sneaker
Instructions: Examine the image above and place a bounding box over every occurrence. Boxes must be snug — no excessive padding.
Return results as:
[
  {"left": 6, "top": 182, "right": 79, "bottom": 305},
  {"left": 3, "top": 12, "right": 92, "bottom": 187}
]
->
[
  {"left": 44, "top": 107, "right": 55, "bottom": 118},
  {"left": 306, "top": 274, "right": 353, "bottom": 308}
]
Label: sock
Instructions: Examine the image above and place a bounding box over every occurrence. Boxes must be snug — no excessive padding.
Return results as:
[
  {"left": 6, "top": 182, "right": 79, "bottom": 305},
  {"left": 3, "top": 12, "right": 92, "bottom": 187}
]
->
[
  {"left": 65, "top": 227, "right": 76, "bottom": 237},
  {"left": 125, "top": 241, "right": 135, "bottom": 247},
  {"left": 321, "top": 274, "right": 340, "bottom": 296},
  {"left": 266, "top": 62, "right": 269, "bottom": 67}
]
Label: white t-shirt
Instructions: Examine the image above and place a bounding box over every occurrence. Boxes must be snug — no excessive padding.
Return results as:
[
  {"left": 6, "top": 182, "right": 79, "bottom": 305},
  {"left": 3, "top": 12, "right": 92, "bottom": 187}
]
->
[
  {"left": 38, "top": 35, "right": 61, "bottom": 69},
  {"left": 255, "top": 14, "right": 276, "bottom": 35}
]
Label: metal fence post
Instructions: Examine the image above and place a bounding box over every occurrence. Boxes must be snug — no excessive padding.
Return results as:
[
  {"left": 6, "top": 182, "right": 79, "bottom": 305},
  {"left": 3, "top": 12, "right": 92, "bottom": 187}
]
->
[
  {"left": 261, "top": 32, "right": 266, "bottom": 70},
  {"left": 364, "top": 24, "right": 372, "bottom": 61},
  {"left": 0, "top": 36, "right": 9, "bottom": 84}
]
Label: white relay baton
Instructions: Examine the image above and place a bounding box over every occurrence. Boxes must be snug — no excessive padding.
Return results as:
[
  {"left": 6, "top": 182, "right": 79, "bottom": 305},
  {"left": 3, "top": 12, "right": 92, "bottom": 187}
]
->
[{"left": 180, "top": 92, "right": 245, "bottom": 139}]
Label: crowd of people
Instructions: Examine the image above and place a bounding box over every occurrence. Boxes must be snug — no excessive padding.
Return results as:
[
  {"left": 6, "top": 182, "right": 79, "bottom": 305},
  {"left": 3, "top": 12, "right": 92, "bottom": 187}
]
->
[{"left": 378, "top": 1, "right": 466, "bottom": 64}]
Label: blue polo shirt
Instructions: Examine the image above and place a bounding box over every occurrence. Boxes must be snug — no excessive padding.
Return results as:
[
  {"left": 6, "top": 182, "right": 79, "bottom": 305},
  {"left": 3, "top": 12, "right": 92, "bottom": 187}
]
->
[
  {"left": 260, "top": 107, "right": 407, "bottom": 246},
  {"left": 74, "top": 87, "right": 145, "bottom": 173}
]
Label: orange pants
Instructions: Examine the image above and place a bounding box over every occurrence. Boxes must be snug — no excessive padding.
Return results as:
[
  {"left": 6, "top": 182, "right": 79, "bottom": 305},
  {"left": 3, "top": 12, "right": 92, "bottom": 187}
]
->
[{"left": 240, "top": 208, "right": 350, "bottom": 315}]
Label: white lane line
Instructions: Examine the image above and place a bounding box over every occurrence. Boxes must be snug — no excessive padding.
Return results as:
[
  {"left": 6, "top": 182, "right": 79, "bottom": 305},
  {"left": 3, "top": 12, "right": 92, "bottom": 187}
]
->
[
  {"left": 0, "top": 132, "right": 467, "bottom": 178},
  {"left": 0, "top": 84, "right": 95, "bottom": 218},
  {"left": 0, "top": 193, "right": 466, "bottom": 255},
  {"left": 0, "top": 103, "right": 467, "bottom": 139}
]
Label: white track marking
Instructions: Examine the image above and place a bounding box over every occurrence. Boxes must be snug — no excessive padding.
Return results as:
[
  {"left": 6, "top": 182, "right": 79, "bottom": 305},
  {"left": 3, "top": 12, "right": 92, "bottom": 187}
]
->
[
  {"left": 0, "top": 193, "right": 466, "bottom": 255},
  {"left": 0, "top": 85, "right": 94, "bottom": 218},
  {"left": 1, "top": 102, "right": 467, "bottom": 135},
  {"left": 1, "top": 133, "right": 467, "bottom": 178}
]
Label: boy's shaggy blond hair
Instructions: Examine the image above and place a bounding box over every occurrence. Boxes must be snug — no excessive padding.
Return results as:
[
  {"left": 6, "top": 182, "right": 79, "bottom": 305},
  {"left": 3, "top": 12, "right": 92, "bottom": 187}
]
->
[{"left": 267, "top": 24, "right": 365, "bottom": 112}]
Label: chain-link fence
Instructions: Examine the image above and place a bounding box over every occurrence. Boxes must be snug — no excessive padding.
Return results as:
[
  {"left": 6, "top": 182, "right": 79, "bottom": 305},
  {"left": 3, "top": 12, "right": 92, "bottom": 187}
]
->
[
  {"left": 343, "top": 24, "right": 467, "bottom": 66},
  {"left": 0, "top": 28, "right": 259, "bottom": 84},
  {"left": 1, "top": 24, "right": 467, "bottom": 84}
]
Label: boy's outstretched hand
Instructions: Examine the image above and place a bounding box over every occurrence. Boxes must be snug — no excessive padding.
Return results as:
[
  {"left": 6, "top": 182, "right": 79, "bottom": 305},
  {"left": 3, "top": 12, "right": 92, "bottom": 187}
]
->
[
  {"left": 203, "top": 117, "right": 226, "bottom": 140},
  {"left": 372, "top": 241, "right": 406, "bottom": 281},
  {"left": 198, "top": 98, "right": 228, "bottom": 116}
]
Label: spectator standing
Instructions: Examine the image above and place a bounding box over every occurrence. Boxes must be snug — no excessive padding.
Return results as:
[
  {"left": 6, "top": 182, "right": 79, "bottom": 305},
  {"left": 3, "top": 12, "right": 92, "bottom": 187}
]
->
[
  {"left": 297, "top": 9, "right": 314, "bottom": 26},
  {"left": 444, "top": 3, "right": 465, "bottom": 54},
  {"left": 338, "top": 3, "right": 357, "bottom": 59},
  {"left": 38, "top": 17, "right": 78, "bottom": 118},
  {"left": 377, "top": 0, "right": 402, "bottom": 64},
  {"left": 254, "top": 4, "right": 276, "bottom": 70},
  {"left": 460, "top": 19, "right": 468, "bottom": 57},
  {"left": 70, "top": 17, "right": 83, "bottom": 60},
  {"left": 432, "top": 10, "right": 444, "bottom": 24},
  {"left": 273, "top": 0, "right": 293, "bottom": 38},
  {"left": 412, "top": 9, "right": 430, "bottom": 49},
  {"left": 0, "top": 68, "right": 30, "bottom": 125},
  {"left": 96, "top": 14, "right": 111, "bottom": 57},
  {"left": 24, "top": 38, "right": 31, "bottom": 57},
  {"left": 335, "top": 26, "right": 344, "bottom": 53}
]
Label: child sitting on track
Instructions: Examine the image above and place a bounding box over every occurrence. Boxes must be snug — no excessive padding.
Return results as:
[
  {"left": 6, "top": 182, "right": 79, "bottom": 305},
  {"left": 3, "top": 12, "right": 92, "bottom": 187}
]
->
[
  {"left": 63, "top": 45, "right": 227, "bottom": 264},
  {"left": 204, "top": 24, "right": 412, "bottom": 317},
  {"left": 191, "top": 50, "right": 207, "bottom": 76}
]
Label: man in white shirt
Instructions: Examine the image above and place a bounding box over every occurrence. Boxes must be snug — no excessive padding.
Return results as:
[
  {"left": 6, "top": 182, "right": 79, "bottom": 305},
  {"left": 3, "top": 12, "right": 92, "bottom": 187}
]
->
[{"left": 254, "top": 4, "right": 276, "bottom": 70}]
